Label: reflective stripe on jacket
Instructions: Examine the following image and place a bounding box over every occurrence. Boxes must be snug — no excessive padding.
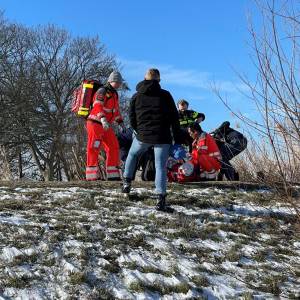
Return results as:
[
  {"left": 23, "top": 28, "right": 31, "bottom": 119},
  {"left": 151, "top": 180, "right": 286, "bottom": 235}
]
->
[
  {"left": 179, "top": 110, "right": 204, "bottom": 127},
  {"left": 192, "top": 132, "right": 222, "bottom": 161},
  {"left": 87, "top": 86, "right": 123, "bottom": 124}
]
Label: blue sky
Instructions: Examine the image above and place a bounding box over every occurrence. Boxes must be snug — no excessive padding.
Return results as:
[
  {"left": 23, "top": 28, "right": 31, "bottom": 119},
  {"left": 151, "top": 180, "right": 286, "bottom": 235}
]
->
[{"left": 0, "top": 0, "right": 259, "bottom": 131}]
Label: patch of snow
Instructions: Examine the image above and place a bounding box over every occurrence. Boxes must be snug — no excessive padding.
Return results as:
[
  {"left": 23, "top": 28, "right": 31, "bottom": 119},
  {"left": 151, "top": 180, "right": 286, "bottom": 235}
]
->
[
  {"left": 0, "top": 183, "right": 298, "bottom": 299},
  {"left": 101, "top": 189, "right": 123, "bottom": 196},
  {"left": 183, "top": 188, "right": 225, "bottom": 196},
  {"left": 161, "top": 290, "right": 203, "bottom": 300},
  {"left": 221, "top": 260, "right": 238, "bottom": 271},
  {"left": 0, "top": 247, "right": 36, "bottom": 264},
  {"left": 201, "top": 262, "right": 215, "bottom": 272},
  {"left": 61, "top": 259, "right": 80, "bottom": 274},
  {"left": 134, "top": 188, "right": 155, "bottom": 195},
  {"left": 97, "top": 258, "right": 110, "bottom": 266},
  {"left": 127, "top": 225, "right": 149, "bottom": 234},
  {"left": 259, "top": 233, "right": 272, "bottom": 241},
  {"left": 23, "top": 248, "right": 36, "bottom": 256},
  {"left": 50, "top": 191, "right": 75, "bottom": 200},
  {"left": 172, "top": 205, "right": 201, "bottom": 216},
  {"left": 125, "top": 206, "right": 157, "bottom": 217},
  {"left": 147, "top": 238, "right": 170, "bottom": 250},
  {"left": 172, "top": 238, "right": 192, "bottom": 249},
  {"left": 67, "top": 187, "right": 82, "bottom": 193},
  {"left": 233, "top": 202, "right": 296, "bottom": 217},
  {"left": 63, "top": 239, "right": 84, "bottom": 248},
  {"left": 0, "top": 194, "right": 12, "bottom": 200},
  {"left": 0, "top": 215, "right": 29, "bottom": 226},
  {"left": 293, "top": 241, "right": 300, "bottom": 249},
  {"left": 162, "top": 228, "right": 180, "bottom": 234},
  {"left": 107, "top": 274, "right": 134, "bottom": 300},
  {"left": 123, "top": 269, "right": 182, "bottom": 286},
  {"left": 239, "top": 257, "right": 256, "bottom": 266},
  {"left": 241, "top": 244, "right": 262, "bottom": 256},
  {"left": 13, "top": 187, "right": 32, "bottom": 192},
  {"left": 217, "top": 230, "right": 228, "bottom": 238},
  {"left": 177, "top": 258, "right": 200, "bottom": 277},
  {"left": 133, "top": 292, "right": 161, "bottom": 300},
  {"left": 0, "top": 193, "right": 28, "bottom": 201},
  {"left": 0, "top": 247, "right": 24, "bottom": 263},
  {"left": 118, "top": 250, "right": 172, "bottom": 272},
  {"left": 256, "top": 188, "right": 272, "bottom": 194},
  {"left": 4, "top": 288, "right": 48, "bottom": 300},
  {"left": 200, "top": 239, "right": 229, "bottom": 251},
  {"left": 205, "top": 274, "right": 246, "bottom": 299}
]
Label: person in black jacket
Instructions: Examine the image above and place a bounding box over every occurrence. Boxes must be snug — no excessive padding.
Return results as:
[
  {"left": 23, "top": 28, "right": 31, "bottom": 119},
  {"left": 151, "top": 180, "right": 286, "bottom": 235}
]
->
[
  {"left": 210, "top": 121, "right": 247, "bottom": 180},
  {"left": 122, "top": 68, "right": 181, "bottom": 212},
  {"left": 177, "top": 99, "right": 205, "bottom": 128}
]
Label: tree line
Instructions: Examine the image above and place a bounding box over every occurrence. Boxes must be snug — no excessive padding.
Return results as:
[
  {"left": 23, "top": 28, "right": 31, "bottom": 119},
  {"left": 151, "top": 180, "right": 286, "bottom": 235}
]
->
[{"left": 0, "top": 12, "right": 129, "bottom": 181}]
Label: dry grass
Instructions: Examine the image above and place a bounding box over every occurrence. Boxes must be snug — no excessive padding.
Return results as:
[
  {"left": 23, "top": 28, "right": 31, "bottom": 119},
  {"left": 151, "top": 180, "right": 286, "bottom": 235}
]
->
[{"left": 0, "top": 182, "right": 299, "bottom": 299}]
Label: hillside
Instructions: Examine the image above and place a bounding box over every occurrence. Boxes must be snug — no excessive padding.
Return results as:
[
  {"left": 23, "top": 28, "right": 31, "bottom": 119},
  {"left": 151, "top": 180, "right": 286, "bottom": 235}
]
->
[{"left": 0, "top": 181, "right": 299, "bottom": 299}]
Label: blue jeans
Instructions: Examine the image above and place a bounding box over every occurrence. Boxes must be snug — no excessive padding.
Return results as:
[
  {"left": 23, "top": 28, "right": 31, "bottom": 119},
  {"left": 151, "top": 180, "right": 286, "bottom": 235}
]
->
[{"left": 123, "top": 137, "right": 171, "bottom": 195}]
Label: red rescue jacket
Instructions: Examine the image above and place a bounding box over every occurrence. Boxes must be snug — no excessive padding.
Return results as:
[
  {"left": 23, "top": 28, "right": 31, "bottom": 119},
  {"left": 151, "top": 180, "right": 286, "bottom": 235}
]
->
[
  {"left": 191, "top": 132, "right": 222, "bottom": 170},
  {"left": 87, "top": 85, "right": 123, "bottom": 124},
  {"left": 167, "top": 133, "right": 222, "bottom": 182}
]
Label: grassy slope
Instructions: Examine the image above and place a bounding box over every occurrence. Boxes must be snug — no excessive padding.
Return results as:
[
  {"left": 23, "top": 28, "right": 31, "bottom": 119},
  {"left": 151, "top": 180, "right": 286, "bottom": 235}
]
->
[{"left": 0, "top": 181, "right": 299, "bottom": 299}]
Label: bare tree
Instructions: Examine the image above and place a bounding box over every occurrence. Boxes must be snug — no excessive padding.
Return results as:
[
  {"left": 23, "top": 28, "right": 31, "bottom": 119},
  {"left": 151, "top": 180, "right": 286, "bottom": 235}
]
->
[
  {"left": 0, "top": 17, "right": 120, "bottom": 181},
  {"left": 215, "top": 0, "right": 300, "bottom": 216}
]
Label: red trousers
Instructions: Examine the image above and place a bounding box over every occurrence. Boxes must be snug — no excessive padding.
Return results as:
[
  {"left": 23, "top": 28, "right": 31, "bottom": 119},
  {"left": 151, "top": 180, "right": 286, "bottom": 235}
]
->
[
  {"left": 86, "top": 121, "right": 120, "bottom": 180},
  {"left": 197, "top": 155, "right": 221, "bottom": 179}
]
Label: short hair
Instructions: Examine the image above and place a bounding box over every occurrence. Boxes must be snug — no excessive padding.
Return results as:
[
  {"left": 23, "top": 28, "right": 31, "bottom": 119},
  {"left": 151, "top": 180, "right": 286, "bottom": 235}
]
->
[
  {"left": 145, "top": 68, "right": 160, "bottom": 81},
  {"left": 188, "top": 122, "right": 202, "bottom": 132},
  {"left": 177, "top": 99, "right": 189, "bottom": 107}
]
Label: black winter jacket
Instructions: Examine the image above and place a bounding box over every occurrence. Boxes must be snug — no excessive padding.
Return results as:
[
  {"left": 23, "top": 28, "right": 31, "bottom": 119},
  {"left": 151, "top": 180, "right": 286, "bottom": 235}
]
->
[{"left": 130, "top": 80, "right": 181, "bottom": 144}]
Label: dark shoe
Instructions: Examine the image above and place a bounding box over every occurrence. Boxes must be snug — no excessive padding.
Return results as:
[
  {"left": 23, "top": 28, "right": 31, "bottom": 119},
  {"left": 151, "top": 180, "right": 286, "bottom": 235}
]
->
[
  {"left": 217, "top": 172, "right": 224, "bottom": 181},
  {"left": 233, "top": 171, "right": 239, "bottom": 181},
  {"left": 155, "top": 194, "right": 174, "bottom": 213},
  {"left": 121, "top": 178, "right": 131, "bottom": 194},
  {"left": 107, "top": 177, "right": 121, "bottom": 181}
]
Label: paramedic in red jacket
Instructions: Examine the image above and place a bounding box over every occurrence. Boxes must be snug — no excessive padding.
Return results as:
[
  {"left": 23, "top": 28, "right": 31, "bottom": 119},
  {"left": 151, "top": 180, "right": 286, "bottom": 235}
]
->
[
  {"left": 188, "top": 122, "right": 222, "bottom": 180},
  {"left": 86, "top": 71, "right": 125, "bottom": 181}
]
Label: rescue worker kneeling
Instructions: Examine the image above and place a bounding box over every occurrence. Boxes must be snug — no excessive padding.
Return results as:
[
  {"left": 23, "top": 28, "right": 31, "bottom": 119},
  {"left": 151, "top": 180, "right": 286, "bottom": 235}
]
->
[
  {"left": 167, "top": 123, "right": 221, "bottom": 182},
  {"left": 189, "top": 122, "right": 221, "bottom": 180}
]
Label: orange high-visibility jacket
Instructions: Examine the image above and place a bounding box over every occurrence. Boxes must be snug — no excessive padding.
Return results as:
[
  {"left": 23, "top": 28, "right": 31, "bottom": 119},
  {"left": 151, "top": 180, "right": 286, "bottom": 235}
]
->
[{"left": 87, "top": 86, "right": 123, "bottom": 124}]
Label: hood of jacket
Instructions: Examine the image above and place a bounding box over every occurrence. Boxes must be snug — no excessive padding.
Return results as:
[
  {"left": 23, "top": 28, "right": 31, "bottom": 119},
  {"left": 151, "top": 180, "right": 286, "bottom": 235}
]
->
[{"left": 136, "top": 80, "right": 161, "bottom": 95}]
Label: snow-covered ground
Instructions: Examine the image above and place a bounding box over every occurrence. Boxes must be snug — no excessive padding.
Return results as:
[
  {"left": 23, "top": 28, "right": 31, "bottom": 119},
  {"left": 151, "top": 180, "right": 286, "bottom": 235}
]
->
[{"left": 0, "top": 183, "right": 299, "bottom": 299}]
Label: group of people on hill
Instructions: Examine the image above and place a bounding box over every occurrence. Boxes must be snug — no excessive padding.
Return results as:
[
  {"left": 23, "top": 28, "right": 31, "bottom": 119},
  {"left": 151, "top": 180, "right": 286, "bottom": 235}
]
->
[{"left": 85, "top": 69, "right": 247, "bottom": 212}]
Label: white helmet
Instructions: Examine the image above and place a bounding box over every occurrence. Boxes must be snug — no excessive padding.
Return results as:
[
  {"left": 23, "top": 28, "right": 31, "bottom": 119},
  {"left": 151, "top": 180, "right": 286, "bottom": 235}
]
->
[{"left": 178, "top": 162, "right": 194, "bottom": 176}]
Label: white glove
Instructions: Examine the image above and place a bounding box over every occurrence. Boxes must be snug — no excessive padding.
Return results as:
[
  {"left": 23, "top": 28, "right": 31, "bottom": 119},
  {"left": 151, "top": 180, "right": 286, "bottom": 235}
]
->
[{"left": 101, "top": 117, "right": 110, "bottom": 130}]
